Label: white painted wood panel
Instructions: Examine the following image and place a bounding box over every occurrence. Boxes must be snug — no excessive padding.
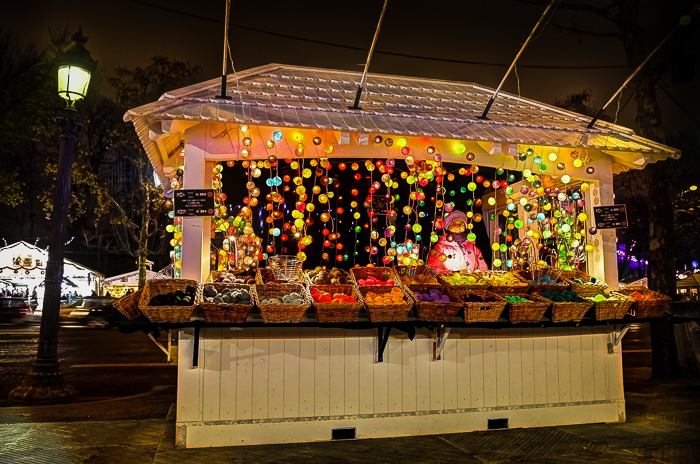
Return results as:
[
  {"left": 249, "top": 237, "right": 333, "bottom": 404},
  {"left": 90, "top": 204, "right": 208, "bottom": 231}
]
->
[
  {"left": 344, "top": 330, "right": 360, "bottom": 415},
  {"left": 298, "top": 328, "right": 315, "bottom": 417},
  {"left": 252, "top": 328, "right": 269, "bottom": 420},
  {"left": 282, "top": 328, "right": 300, "bottom": 418},
  {"left": 219, "top": 329, "right": 237, "bottom": 420},
  {"left": 483, "top": 330, "right": 497, "bottom": 408},
  {"left": 443, "top": 334, "right": 458, "bottom": 410},
  {"left": 177, "top": 326, "right": 627, "bottom": 448},
  {"left": 415, "top": 331, "right": 431, "bottom": 411},
  {"left": 266, "top": 330, "right": 285, "bottom": 419},
  {"left": 508, "top": 329, "right": 523, "bottom": 406},
  {"left": 520, "top": 328, "right": 535, "bottom": 405},
  {"left": 328, "top": 329, "right": 345, "bottom": 415},
  {"left": 235, "top": 329, "right": 254, "bottom": 420},
  {"left": 401, "top": 333, "right": 417, "bottom": 412},
  {"left": 569, "top": 328, "right": 583, "bottom": 403},
  {"left": 470, "top": 329, "right": 484, "bottom": 408},
  {"left": 455, "top": 330, "right": 471, "bottom": 409},
  {"left": 358, "top": 330, "right": 374, "bottom": 415},
  {"left": 202, "top": 327, "right": 222, "bottom": 422},
  {"left": 314, "top": 328, "right": 330, "bottom": 417},
  {"left": 496, "top": 332, "right": 510, "bottom": 407},
  {"left": 557, "top": 327, "right": 571, "bottom": 403}
]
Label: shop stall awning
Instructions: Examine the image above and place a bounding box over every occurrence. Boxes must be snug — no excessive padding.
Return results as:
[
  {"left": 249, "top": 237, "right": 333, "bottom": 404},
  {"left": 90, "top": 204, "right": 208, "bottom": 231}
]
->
[{"left": 124, "top": 64, "right": 681, "bottom": 185}]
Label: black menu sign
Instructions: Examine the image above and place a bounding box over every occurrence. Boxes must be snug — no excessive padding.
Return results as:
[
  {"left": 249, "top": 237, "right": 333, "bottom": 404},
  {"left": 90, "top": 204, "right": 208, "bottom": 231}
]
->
[
  {"left": 593, "top": 205, "right": 628, "bottom": 229},
  {"left": 174, "top": 189, "right": 215, "bottom": 217}
]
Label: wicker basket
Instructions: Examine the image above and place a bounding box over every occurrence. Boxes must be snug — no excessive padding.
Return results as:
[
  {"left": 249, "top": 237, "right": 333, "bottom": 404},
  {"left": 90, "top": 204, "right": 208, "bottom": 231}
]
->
[
  {"left": 504, "top": 293, "right": 551, "bottom": 324},
  {"left": 535, "top": 292, "right": 593, "bottom": 323},
  {"left": 454, "top": 289, "right": 507, "bottom": 323},
  {"left": 197, "top": 283, "right": 255, "bottom": 323},
  {"left": 517, "top": 269, "right": 570, "bottom": 293},
  {"left": 616, "top": 288, "right": 670, "bottom": 319},
  {"left": 113, "top": 289, "right": 143, "bottom": 320},
  {"left": 138, "top": 279, "right": 201, "bottom": 323},
  {"left": 394, "top": 265, "right": 439, "bottom": 285},
  {"left": 561, "top": 270, "right": 608, "bottom": 297},
  {"left": 357, "top": 285, "right": 413, "bottom": 322},
  {"left": 437, "top": 271, "right": 490, "bottom": 292},
  {"left": 407, "top": 284, "right": 463, "bottom": 322},
  {"left": 478, "top": 271, "right": 531, "bottom": 295},
  {"left": 256, "top": 266, "right": 305, "bottom": 285},
  {"left": 268, "top": 255, "right": 303, "bottom": 281},
  {"left": 310, "top": 284, "right": 364, "bottom": 323},
  {"left": 208, "top": 270, "right": 256, "bottom": 284},
  {"left": 351, "top": 266, "right": 400, "bottom": 286},
  {"left": 585, "top": 292, "right": 635, "bottom": 321},
  {"left": 254, "top": 283, "right": 311, "bottom": 323}
]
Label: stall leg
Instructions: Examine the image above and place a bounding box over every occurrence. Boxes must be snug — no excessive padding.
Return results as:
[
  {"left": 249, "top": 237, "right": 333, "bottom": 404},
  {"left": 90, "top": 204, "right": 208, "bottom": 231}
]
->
[{"left": 376, "top": 327, "right": 392, "bottom": 363}]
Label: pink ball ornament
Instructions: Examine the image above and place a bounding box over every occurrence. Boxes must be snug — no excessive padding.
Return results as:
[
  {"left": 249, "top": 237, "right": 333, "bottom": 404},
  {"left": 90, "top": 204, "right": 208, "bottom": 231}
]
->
[
  {"left": 493, "top": 181, "right": 501, "bottom": 189},
  {"left": 520, "top": 186, "right": 529, "bottom": 194},
  {"left": 382, "top": 256, "right": 392, "bottom": 264},
  {"left": 386, "top": 158, "right": 396, "bottom": 167},
  {"left": 401, "top": 147, "right": 411, "bottom": 156},
  {"left": 433, "top": 154, "right": 442, "bottom": 163},
  {"left": 385, "top": 228, "right": 394, "bottom": 237},
  {"left": 444, "top": 203, "right": 454, "bottom": 213},
  {"left": 494, "top": 227, "right": 502, "bottom": 235},
  {"left": 370, "top": 246, "right": 379, "bottom": 255}
]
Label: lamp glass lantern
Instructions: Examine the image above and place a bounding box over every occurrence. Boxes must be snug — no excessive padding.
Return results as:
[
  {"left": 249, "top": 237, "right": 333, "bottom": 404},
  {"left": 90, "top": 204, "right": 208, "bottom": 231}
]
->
[
  {"left": 56, "top": 28, "right": 97, "bottom": 107},
  {"left": 57, "top": 65, "right": 91, "bottom": 105}
]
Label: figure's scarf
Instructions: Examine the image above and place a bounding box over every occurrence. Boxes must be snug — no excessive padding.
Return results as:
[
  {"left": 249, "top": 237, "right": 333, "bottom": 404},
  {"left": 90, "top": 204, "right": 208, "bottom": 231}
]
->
[{"left": 450, "top": 231, "right": 470, "bottom": 244}]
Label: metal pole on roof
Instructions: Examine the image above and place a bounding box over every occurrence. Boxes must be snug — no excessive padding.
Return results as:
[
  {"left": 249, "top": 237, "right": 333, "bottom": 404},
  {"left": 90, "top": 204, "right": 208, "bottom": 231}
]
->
[
  {"left": 348, "top": 0, "right": 390, "bottom": 110},
  {"left": 586, "top": 11, "right": 695, "bottom": 129},
  {"left": 216, "top": 0, "right": 233, "bottom": 100},
  {"left": 479, "top": 0, "right": 558, "bottom": 120}
]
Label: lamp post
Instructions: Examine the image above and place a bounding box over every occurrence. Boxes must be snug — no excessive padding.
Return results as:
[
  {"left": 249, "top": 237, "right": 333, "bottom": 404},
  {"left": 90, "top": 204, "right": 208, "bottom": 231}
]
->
[{"left": 9, "top": 29, "right": 96, "bottom": 404}]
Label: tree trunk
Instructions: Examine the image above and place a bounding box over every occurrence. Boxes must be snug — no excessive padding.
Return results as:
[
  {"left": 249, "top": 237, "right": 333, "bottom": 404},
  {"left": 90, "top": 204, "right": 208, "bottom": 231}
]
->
[
  {"left": 635, "top": 72, "right": 680, "bottom": 379},
  {"left": 137, "top": 188, "right": 150, "bottom": 289}
]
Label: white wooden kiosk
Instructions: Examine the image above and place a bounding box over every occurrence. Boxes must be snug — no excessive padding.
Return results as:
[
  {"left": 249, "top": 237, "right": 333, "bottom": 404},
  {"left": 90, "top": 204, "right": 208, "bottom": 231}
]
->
[{"left": 124, "top": 64, "right": 680, "bottom": 448}]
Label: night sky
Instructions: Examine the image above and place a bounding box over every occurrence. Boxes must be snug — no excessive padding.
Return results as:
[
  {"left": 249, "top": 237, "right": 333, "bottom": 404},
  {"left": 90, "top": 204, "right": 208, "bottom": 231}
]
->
[{"left": 4, "top": 0, "right": 698, "bottom": 135}]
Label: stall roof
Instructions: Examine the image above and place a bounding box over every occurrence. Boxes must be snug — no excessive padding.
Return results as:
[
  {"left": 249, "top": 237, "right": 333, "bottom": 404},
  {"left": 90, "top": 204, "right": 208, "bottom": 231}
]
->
[
  {"left": 104, "top": 264, "right": 174, "bottom": 285},
  {"left": 0, "top": 241, "right": 104, "bottom": 277},
  {"left": 125, "top": 63, "right": 681, "bottom": 183}
]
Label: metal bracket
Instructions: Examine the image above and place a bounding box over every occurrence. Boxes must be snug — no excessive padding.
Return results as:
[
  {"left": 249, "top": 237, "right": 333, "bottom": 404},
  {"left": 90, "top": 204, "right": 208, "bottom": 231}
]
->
[
  {"left": 147, "top": 332, "right": 169, "bottom": 357},
  {"left": 192, "top": 326, "right": 200, "bottom": 367},
  {"left": 608, "top": 323, "right": 631, "bottom": 354},
  {"left": 432, "top": 326, "right": 451, "bottom": 361},
  {"left": 376, "top": 326, "right": 392, "bottom": 363}
]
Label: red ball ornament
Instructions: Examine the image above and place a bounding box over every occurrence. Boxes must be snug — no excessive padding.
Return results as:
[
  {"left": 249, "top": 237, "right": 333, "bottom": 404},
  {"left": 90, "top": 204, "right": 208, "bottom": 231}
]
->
[
  {"left": 322, "top": 229, "right": 330, "bottom": 236},
  {"left": 369, "top": 187, "right": 376, "bottom": 194},
  {"left": 324, "top": 240, "right": 331, "bottom": 248},
  {"left": 351, "top": 189, "right": 358, "bottom": 196},
  {"left": 283, "top": 175, "right": 291, "bottom": 182},
  {"left": 339, "top": 163, "right": 346, "bottom": 170},
  {"left": 401, "top": 147, "right": 411, "bottom": 156},
  {"left": 354, "top": 173, "right": 361, "bottom": 180},
  {"left": 337, "top": 207, "right": 344, "bottom": 214},
  {"left": 336, "top": 254, "right": 344, "bottom": 262},
  {"left": 476, "top": 175, "right": 484, "bottom": 183},
  {"left": 281, "top": 234, "right": 288, "bottom": 241},
  {"left": 336, "top": 243, "right": 344, "bottom": 250}
]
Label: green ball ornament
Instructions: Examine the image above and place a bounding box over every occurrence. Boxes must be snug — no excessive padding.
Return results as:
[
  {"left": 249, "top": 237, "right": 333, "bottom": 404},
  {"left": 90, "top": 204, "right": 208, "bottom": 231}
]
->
[
  {"left": 508, "top": 174, "right": 516, "bottom": 183},
  {"left": 515, "top": 220, "right": 524, "bottom": 228},
  {"left": 467, "top": 232, "right": 477, "bottom": 242},
  {"left": 518, "top": 153, "right": 527, "bottom": 161},
  {"left": 497, "top": 168, "right": 505, "bottom": 175},
  {"left": 430, "top": 234, "right": 439, "bottom": 243},
  {"left": 460, "top": 187, "right": 467, "bottom": 194},
  {"left": 489, "top": 213, "right": 496, "bottom": 220},
  {"left": 506, "top": 187, "right": 514, "bottom": 195},
  {"left": 538, "top": 164, "right": 547, "bottom": 173},
  {"left": 468, "top": 182, "right": 477, "bottom": 191},
  {"left": 355, "top": 226, "right": 362, "bottom": 233},
  {"left": 467, "top": 199, "right": 473, "bottom": 206}
]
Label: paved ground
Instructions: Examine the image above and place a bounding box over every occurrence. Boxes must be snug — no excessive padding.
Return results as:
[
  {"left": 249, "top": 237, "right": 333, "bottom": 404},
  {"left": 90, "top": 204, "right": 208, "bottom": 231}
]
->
[
  {"left": 0, "top": 379, "right": 698, "bottom": 463},
  {"left": 2, "top": 323, "right": 698, "bottom": 463}
]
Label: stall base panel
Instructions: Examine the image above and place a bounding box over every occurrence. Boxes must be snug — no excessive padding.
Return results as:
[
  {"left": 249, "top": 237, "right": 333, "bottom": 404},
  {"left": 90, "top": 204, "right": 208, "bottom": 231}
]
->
[{"left": 177, "top": 400, "right": 624, "bottom": 448}]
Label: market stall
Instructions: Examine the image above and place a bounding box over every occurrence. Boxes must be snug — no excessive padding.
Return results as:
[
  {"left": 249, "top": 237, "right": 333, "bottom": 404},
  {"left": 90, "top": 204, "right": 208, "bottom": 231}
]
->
[
  {"left": 0, "top": 241, "right": 103, "bottom": 308},
  {"left": 103, "top": 264, "right": 173, "bottom": 298},
  {"left": 121, "top": 64, "right": 679, "bottom": 448}
]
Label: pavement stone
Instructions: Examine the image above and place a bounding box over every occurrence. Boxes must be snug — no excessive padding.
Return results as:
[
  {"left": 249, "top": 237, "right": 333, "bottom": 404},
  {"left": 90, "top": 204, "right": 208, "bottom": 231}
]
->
[{"left": 0, "top": 381, "right": 699, "bottom": 464}]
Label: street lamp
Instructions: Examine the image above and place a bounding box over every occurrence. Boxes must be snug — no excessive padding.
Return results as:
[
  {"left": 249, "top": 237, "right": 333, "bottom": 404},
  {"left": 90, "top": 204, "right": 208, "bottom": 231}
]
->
[{"left": 9, "top": 29, "right": 96, "bottom": 404}]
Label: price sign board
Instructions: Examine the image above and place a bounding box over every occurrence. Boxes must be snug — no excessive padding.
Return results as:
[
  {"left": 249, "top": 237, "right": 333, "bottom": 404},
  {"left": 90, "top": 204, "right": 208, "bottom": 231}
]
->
[
  {"left": 593, "top": 204, "right": 628, "bottom": 229},
  {"left": 371, "top": 195, "right": 389, "bottom": 214},
  {"left": 174, "top": 189, "right": 215, "bottom": 217}
]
